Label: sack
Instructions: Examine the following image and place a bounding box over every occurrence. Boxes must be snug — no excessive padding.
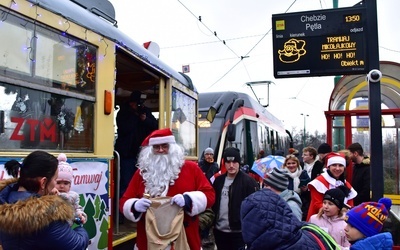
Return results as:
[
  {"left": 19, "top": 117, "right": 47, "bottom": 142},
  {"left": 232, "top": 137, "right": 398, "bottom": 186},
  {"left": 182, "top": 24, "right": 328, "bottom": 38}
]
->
[{"left": 302, "top": 223, "right": 340, "bottom": 250}]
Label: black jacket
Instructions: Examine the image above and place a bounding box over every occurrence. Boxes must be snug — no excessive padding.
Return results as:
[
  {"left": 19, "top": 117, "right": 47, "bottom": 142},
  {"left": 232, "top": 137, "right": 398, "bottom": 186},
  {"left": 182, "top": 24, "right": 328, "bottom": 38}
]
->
[
  {"left": 212, "top": 171, "right": 259, "bottom": 230},
  {"left": 352, "top": 157, "right": 371, "bottom": 206},
  {"left": 115, "top": 103, "right": 157, "bottom": 158},
  {"left": 199, "top": 160, "right": 219, "bottom": 181}
]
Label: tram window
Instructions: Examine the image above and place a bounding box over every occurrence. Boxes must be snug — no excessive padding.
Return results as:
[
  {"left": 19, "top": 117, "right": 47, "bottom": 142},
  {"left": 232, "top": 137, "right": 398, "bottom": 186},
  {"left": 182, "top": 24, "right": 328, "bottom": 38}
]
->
[
  {"left": 0, "top": 83, "right": 94, "bottom": 152},
  {"left": 0, "top": 10, "right": 96, "bottom": 97},
  {"left": 171, "top": 88, "right": 196, "bottom": 156}
]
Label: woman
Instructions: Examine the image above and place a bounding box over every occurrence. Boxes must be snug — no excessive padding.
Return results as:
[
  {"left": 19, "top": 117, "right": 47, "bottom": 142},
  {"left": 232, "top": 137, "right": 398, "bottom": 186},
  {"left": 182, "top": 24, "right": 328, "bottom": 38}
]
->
[
  {"left": 0, "top": 151, "right": 89, "bottom": 250},
  {"left": 306, "top": 152, "right": 357, "bottom": 221},
  {"left": 282, "top": 154, "right": 302, "bottom": 194}
]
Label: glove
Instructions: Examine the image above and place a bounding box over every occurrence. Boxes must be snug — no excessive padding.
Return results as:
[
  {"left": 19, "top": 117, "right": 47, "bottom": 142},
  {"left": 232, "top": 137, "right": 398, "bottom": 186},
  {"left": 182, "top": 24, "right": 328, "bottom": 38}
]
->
[
  {"left": 170, "top": 194, "right": 185, "bottom": 207},
  {"left": 133, "top": 198, "right": 152, "bottom": 213}
]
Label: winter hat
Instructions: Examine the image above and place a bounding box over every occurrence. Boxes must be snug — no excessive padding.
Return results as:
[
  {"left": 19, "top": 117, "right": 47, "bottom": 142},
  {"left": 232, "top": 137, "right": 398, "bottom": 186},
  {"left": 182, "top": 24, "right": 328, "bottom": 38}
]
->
[
  {"left": 264, "top": 168, "right": 289, "bottom": 192},
  {"left": 223, "top": 147, "right": 241, "bottom": 163},
  {"left": 141, "top": 128, "right": 176, "bottom": 146},
  {"left": 345, "top": 198, "right": 392, "bottom": 237},
  {"left": 323, "top": 187, "right": 346, "bottom": 210},
  {"left": 129, "top": 90, "right": 144, "bottom": 104},
  {"left": 204, "top": 147, "right": 214, "bottom": 155},
  {"left": 317, "top": 143, "right": 332, "bottom": 154},
  {"left": 298, "top": 170, "right": 311, "bottom": 188},
  {"left": 57, "top": 153, "right": 73, "bottom": 183},
  {"left": 326, "top": 153, "right": 346, "bottom": 167}
]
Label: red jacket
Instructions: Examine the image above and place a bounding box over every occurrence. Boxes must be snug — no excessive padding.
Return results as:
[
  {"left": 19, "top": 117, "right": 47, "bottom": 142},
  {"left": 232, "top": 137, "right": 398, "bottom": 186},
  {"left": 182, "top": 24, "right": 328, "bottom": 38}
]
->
[{"left": 307, "top": 172, "right": 357, "bottom": 221}]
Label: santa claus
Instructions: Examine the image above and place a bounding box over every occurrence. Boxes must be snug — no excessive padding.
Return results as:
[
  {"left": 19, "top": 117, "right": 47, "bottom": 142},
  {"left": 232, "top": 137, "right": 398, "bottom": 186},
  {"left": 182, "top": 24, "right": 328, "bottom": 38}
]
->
[{"left": 120, "top": 128, "right": 215, "bottom": 250}]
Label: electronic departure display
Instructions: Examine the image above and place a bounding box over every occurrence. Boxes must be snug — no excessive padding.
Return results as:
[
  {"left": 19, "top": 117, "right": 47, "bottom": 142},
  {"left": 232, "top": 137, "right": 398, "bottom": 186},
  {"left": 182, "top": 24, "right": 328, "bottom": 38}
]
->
[{"left": 272, "top": 6, "right": 368, "bottom": 78}]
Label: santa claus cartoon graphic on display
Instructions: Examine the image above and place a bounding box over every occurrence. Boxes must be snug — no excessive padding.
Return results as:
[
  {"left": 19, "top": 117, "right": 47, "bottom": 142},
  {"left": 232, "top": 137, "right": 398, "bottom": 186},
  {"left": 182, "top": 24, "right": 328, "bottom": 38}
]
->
[{"left": 120, "top": 128, "right": 215, "bottom": 250}]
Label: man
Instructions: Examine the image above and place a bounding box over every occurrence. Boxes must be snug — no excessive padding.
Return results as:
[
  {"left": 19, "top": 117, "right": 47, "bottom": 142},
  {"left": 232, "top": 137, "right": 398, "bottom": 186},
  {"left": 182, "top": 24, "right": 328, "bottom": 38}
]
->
[
  {"left": 317, "top": 142, "right": 332, "bottom": 166},
  {"left": 212, "top": 147, "right": 259, "bottom": 250},
  {"left": 264, "top": 167, "right": 302, "bottom": 220},
  {"left": 198, "top": 147, "right": 219, "bottom": 250},
  {"left": 300, "top": 146, "right": 323, "bottom": 220},
  {"left": 114, "top": 90, "right": 158, "bottom": 198},
  {"left": 120, "top": 128, "right": 215, "bottom": 250},
  {"left": 348, "top": 142, "right": 371, "bottom": 206},
  {"left": 199, "top": 147, "right": 219, "bottom": 182},
  {"left": 302, "top": 146, "right": 324, "bottom": 180}
]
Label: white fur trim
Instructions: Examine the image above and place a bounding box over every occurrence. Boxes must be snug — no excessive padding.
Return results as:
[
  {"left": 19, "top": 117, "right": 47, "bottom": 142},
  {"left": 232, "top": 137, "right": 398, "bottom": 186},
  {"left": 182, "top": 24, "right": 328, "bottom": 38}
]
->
[
  {"left": 327, "top": 156, "right": 346, "bottom": 167},
  {"left": 148, "top": 135, "right": 176, "bottom": 146},
  {"left": 308, "top": 178, "right": 329, "bottom": 194},
  {"left": 183, "top": 191, "right": 207, "bottom": 216},
  {"left": 122, "top": 198, "right": 142, "bottom": 222},
  {"left": 308, "top": 172, "right": 358, "bottom": 201}
]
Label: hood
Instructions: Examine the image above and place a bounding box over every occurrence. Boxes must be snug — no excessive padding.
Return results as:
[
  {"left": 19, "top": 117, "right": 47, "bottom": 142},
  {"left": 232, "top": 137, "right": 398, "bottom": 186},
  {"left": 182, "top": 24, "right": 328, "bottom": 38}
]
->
[
  {"left": 280, "top": 189, "right": 302, "bottom": 207},
  {"left": 0, "top": 179, "right": 74, "bottom": 235}
]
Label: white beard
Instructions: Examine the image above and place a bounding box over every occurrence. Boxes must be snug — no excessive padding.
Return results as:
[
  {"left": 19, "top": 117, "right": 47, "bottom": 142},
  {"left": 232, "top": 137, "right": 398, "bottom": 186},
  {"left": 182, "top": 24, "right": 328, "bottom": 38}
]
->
[{"left": 137, "top": 144, "right": 184, "bottom": 197}]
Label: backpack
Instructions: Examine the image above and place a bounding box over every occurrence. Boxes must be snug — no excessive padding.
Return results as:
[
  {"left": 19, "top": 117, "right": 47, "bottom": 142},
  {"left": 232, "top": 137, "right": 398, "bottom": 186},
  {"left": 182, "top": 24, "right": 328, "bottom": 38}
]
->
[{"left": 301, "top": 223, "right": 340, "bottom": 250}]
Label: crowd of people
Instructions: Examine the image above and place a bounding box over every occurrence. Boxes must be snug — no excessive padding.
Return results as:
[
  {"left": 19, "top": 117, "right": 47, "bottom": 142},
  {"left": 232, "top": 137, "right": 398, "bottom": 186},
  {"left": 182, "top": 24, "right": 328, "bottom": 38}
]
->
[{"left": 0, "top": 124, "right": 395, "bottom": 250}]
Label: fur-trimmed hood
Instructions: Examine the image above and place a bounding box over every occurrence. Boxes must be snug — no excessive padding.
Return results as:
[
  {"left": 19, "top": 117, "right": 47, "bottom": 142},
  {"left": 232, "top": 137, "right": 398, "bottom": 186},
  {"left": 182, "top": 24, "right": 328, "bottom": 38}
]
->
[{"left": 0, "top": 178, "right": 74, "bottom": 235}]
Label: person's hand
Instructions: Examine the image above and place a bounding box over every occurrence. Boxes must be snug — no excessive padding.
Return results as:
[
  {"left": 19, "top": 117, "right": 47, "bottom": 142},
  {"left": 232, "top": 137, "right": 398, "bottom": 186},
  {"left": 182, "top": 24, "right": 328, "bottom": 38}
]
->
[
  {"left": 170, "top": 194, "right": 185, "bottom": 207},
  {"left": 139, "top": 113, "right": 146, "bottom": 121},
  {"left": 300, "top": 186, "right": 308, "bottom": 192},
  {"left": 50, "top": 187, "right": 59, "bottom": 195},
  {"left": 133, "top": 198, "right": 152, "bottom": 212},
  {"left": 78, "top": 214, "right": 87, "bottom": 224}
]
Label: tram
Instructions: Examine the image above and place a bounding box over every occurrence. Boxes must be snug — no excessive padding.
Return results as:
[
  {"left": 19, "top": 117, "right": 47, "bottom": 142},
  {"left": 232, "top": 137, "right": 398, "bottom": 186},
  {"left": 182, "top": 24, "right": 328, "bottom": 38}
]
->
[
  {"left": 0, "top": 0, "right": 198, "bottom": 249},
  {"left": 198, "top": 91, "right": 293, "bottom": 169}
]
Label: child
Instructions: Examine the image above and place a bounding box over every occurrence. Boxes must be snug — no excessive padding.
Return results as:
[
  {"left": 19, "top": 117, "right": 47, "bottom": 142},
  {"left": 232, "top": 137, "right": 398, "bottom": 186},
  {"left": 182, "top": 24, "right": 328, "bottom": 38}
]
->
[
  {"left": 309, "top": 186, "right": 350, "bottom": 249},
  {"left": 56, "top": 153, "right": 87, "bottom": 225},
  {"left": 344, "top": 198, "right": 393, "bottom": 249}
]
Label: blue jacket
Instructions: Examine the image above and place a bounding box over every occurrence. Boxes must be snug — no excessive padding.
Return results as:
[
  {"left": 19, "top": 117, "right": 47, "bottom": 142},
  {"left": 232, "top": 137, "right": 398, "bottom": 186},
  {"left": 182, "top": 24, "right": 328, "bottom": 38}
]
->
[
  {"left": 350, "top": 232, "right": 393, "bottom": 250},
  {"left": 0, "top": 178, "right": 89, "bottom": 250},
  {"left": 241, "top": 188, "right": 338, "bottom": 250}
]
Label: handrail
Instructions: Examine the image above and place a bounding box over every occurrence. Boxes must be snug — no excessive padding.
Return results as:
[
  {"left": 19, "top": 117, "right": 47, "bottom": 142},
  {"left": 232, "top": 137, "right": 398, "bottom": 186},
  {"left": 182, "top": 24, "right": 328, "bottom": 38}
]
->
[{"left": 113, "top": 150, "right": 121, "bottom": 233}]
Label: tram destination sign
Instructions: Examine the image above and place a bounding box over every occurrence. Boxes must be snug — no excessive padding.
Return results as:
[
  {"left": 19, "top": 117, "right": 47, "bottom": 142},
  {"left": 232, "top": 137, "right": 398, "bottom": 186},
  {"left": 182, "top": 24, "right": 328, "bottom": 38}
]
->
[{"left": 272, "top": 6, "right": 368, "bottom": 78}]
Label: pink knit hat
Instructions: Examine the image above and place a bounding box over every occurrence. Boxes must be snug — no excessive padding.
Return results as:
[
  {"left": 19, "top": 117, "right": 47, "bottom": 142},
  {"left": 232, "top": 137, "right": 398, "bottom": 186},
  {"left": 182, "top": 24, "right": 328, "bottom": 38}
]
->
[{"left": 57, "top": 153, "right": 73, "bottom": 182}]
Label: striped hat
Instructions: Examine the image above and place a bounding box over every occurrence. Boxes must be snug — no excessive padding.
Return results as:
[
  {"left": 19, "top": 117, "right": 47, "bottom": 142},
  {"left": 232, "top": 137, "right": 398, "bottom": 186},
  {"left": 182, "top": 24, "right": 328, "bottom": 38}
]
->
[
  {"left": 345, "top": 198, "right": 392, "bottom": 237},
  {"left": 264, "top": 168, "right": 289, "bottom": 192}
]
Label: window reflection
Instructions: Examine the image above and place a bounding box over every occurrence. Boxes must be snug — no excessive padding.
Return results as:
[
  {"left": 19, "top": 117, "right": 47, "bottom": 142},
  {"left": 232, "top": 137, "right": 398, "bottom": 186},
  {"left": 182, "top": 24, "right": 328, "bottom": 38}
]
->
[
  {"left": 0, "top": 83, "right": 93, "bottom": 151},
  {"left": 171, "top": 88, "right": 196, "bottom": 156}
]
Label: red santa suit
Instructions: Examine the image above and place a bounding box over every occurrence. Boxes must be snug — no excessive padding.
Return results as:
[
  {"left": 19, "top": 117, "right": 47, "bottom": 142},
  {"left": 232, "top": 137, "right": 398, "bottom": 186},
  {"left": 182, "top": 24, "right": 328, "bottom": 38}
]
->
[
  {"left": 120, "top": 128, "right": 215, "bottom": 250},
  {"left": 306, "top": 154, "right": 357, "bottom": 221}
]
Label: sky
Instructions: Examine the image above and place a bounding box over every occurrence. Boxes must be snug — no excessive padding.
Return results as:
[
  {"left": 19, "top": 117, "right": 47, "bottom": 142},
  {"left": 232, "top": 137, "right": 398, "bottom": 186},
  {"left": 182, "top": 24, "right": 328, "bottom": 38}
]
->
[{"left": 109, "top": 0, "right": 400, "bottom": 134}]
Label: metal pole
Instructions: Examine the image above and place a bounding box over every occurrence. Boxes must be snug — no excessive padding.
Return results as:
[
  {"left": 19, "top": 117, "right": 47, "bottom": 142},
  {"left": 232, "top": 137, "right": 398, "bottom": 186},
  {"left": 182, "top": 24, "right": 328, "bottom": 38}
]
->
[
  {"left": 301, "top": 113, "right": 308, "bottom": 147},
  {"left": 365, "top": 0, "right": 383, "bottom": 201}
]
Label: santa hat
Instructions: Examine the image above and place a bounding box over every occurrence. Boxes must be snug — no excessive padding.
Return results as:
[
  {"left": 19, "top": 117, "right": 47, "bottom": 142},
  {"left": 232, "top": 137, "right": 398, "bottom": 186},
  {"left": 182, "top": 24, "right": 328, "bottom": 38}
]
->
[
  {"left": 326, "top": 152, "right": 346, "bottom": 167},
  {"left": 345, "top": 197, "right": 392, "bottom": 237},
  {"left": 141, "top": 128, "right": 176, "bottom": 146},
  {"left": 57, "top": 153, "right": 73, "bottom": 183}
]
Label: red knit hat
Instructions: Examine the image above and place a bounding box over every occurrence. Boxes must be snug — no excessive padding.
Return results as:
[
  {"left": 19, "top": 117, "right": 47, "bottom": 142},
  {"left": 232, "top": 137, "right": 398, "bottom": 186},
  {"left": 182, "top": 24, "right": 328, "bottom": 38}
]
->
[{"left": 141, "top": 128, "right": 176, "bottom": 146}]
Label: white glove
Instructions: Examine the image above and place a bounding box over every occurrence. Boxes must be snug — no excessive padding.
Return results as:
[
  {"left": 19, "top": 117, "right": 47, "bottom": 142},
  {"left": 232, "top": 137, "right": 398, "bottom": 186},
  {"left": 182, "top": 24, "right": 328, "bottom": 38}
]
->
[
  {"left": 133, "top": 198, "right": 152, "bottom": 213},
  {"left": 170, "top": 194, "right": 185, "bottom": 207}
]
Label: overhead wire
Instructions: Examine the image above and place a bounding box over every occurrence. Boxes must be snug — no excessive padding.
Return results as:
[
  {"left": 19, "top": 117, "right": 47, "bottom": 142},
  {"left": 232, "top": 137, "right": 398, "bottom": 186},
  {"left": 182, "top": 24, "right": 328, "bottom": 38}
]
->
[
  {"left": 177, "top": 0, "right": 241, "bottom": 58},
  {"left": 207, "top": 0, "right": 298, "bottom": 89},
  {"left": 160, "top": 33, "right": 265, "bottom": 49}
]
